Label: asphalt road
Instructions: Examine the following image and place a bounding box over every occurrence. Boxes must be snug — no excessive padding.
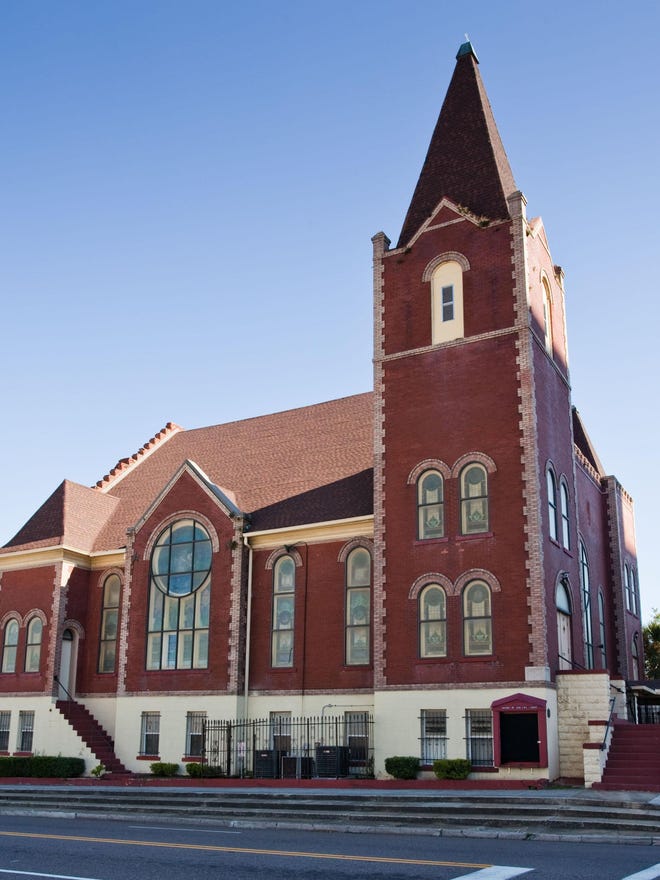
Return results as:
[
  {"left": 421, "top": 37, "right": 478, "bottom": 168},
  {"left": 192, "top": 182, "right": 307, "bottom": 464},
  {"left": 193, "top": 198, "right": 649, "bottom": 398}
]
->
[{"left": 0, "top": 814, "right": 659, "bottom": 880}]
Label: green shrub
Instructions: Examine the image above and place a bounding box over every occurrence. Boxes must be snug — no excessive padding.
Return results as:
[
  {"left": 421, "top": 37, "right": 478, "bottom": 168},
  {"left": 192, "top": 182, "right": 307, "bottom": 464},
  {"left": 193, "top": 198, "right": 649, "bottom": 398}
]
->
[
  {"left": 0, "top": 756, "right": 85, "bottom": 778},
  {"left": 432, "top": 758, "right": 471, "bottom": 779},
  {"left": 150, "top": 761, "right": 179, "bottom": 777},
  {"left": 185, "top": 762, "right": 224, "bottom": 778},
  {"left": 384, "top": 755, "right": 420, "bottom": 780}
]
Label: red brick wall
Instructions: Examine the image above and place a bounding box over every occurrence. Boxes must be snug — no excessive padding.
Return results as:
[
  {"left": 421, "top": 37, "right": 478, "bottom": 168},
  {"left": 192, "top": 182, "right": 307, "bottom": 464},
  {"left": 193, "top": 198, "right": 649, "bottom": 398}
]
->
[
  {"left": 0, "top": 565, "right": 56, "bottom": 692},
  {"left": 379, "top": 217, "right": 538, "bottom": 684},
  {"left": 249, "top": 541, "right": 374, "bottom": 693}
]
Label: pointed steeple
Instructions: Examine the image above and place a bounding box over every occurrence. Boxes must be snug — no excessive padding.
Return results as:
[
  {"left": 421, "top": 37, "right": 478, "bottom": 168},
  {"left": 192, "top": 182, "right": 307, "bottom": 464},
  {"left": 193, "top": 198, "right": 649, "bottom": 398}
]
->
[{"left": 397, "top": 41, "right": 517, "bottom": 248}]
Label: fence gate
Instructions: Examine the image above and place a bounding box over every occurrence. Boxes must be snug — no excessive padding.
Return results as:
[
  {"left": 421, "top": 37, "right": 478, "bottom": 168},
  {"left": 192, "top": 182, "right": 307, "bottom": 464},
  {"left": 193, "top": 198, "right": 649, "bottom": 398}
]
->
[{"left": 202, "top": 714, "right": 374, "bottom": 779}]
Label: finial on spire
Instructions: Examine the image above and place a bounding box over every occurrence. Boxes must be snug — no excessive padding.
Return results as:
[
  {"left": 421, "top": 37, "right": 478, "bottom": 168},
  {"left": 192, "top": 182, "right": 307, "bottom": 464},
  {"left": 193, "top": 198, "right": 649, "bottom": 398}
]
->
[{"left": 456, "top": 37, "right": 479, "bottom": 63}]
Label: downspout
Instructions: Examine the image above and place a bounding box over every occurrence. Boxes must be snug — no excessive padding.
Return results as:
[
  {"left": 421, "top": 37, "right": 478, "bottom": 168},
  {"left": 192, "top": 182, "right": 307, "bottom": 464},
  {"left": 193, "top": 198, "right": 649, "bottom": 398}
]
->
[{"left": 242, "top": 533, "right": 253, "bottom": 714}]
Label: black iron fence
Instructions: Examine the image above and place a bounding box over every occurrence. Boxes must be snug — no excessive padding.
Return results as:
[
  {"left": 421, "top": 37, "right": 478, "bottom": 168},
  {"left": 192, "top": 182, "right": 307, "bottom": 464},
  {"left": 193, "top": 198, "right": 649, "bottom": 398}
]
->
[
  {"left": 628, "top": 701, "right": 660, "bottom": 724},
  {"left": 202, "top": 714, "right": 374, "bottom": 779}
]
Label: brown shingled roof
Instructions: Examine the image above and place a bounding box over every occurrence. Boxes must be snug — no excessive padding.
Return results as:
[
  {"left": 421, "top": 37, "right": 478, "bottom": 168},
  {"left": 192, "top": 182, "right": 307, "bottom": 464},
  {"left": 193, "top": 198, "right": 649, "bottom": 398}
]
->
[
  {"left": 4, "top": 394, "right": 374, "bottom": 555},
  {"left": 397, "top": 42, "right": 517, "bottom": 248},
  {"left": 3, "top": 480, "right": 119, "bottom": 553},
  {"left": 88, "top": 393, "right": 374, "bottom": 551}
]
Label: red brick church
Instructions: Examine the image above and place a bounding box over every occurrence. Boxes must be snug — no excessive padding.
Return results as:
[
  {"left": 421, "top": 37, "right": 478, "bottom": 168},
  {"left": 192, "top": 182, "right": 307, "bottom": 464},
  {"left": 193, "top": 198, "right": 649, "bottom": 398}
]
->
[{"left": 0, "top": 42, "right": 645, "bottom": 784}]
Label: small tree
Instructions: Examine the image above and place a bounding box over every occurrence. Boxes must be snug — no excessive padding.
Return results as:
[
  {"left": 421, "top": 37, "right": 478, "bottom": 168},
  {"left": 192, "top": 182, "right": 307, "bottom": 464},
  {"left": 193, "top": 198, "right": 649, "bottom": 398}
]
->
[{"left": 643, "top": 609, "right": 660, "bottom": 680}]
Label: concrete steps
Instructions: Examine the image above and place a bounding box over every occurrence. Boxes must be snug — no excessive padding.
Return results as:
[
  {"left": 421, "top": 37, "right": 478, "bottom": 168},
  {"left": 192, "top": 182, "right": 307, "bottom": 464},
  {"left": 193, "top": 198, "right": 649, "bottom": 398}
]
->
[{"left": 0, "top": 788, "right": 658, "bottom": 840}]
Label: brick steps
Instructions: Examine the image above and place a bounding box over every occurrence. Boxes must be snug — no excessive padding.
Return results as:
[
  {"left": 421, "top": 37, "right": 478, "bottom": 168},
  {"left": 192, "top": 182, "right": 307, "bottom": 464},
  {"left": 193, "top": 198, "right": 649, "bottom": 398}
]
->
[
  {"left": 594, "top": 722, "right": 660, "bottom": 791},
  {"left": 55, "top": 701, "right": 130, "bottom": 777}
]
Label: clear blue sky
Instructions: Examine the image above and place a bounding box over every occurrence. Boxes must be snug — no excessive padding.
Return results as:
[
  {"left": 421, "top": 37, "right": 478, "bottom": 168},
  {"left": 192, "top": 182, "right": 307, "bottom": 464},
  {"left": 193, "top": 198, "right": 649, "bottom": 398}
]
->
[{"left": 2, "top": 1, "right": 659, "bottom": 618}]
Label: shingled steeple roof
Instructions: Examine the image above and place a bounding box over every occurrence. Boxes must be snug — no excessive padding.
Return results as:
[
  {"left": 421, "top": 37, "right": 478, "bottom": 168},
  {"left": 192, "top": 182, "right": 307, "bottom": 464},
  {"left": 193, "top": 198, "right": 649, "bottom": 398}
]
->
[{"left": 397, "top": 41, "right": 518, "bottom": 248}]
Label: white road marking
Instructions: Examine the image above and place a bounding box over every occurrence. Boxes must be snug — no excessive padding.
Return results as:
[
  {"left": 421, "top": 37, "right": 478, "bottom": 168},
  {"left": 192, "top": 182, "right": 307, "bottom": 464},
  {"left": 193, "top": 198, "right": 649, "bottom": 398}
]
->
[
  {"left": 129, "top": 824, "right": 241, "bottom": 835},
  {"left": 457, "top": 868, "right": 532, "bottom": 880},
  {"left": 0, "top": 871, "right": 103, "bottom": 880},
  {"left": 620, "top": 867, "right": 660, "bottom": 880}
]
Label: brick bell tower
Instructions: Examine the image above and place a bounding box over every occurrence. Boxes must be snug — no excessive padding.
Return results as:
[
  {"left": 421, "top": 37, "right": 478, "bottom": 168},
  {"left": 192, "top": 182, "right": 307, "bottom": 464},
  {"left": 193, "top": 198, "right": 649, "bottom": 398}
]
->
[{"left": 372, "top": 41, "right": 577, "bottom": 705}]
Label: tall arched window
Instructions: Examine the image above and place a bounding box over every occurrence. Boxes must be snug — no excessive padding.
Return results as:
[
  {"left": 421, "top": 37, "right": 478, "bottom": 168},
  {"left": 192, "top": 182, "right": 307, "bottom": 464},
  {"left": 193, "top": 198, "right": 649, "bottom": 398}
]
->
[
  {"left": 345, "top": 547, "right": 371, "bottom": 665},
  {"left": 547, "top": 469, "right": 558, "bottom": 541},
  {"left": 431, "top": 259, "right": 465, "bottom": 344},
  {"left": 560, "top": 481, "right": 571, "bottom": 550},
  {"left": 417, "top": 470, "right": 444, "bottom": 539},
  {"left": 579, "top": 542, "right": 594, "bottom": 669},
  {"left": 632, "top": 633, "right": 640, "bottom": 680},
  {"left": 598, "top": 589, "right": 607, "bottom": 669},
  {"left": 99, "top": 574, "right": 121, "bottom": 673},
  {"left": 624, "top": 564, "right": 632, "bottom": 611},
  {"left": 1, "top": 620, "right": 19, "bottom": 673},
  {"left": 463, "top": 581, "right": 492, "bottom": 655},
  {"left": 147, "top": 519, "right": 212, "bottom": 670},
  {"left": 630, "top": 567, "right": 638, "bottom": 616},
  {"left": 272, "top": 555, "right": 295, "bottom": 668},
  {"left": 556, "top": 578, "right": 572, "bottom": 670},
  {"left": 419, "top": 585, "right": 447, "bottom": 658},
  {"left": 24, "top": 618, "right": 43, "bottom": 673},
  {"left": 542, "top": 277, "right": 553, "bottom": 354},
  {"left": 460, "top": 464, "right": 489, "bottom": 535}
]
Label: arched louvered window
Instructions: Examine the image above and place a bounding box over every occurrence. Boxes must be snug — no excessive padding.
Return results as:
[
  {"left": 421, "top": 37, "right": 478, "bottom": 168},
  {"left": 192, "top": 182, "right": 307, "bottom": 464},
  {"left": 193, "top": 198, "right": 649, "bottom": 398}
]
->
[
  {"left": 1, "top": 620, "right": 19, "bottom": 674},
  {"left": 547, "top": 469, "right": 558, "bottom": 542},
  {"left": 579, "top": 542, "right": 594, "bottom": 669},
  {"left": 459, "top": 464, "right": 489, "bottom": 535},
  {"left": 272, "top": 555, "right": 295, "bottom": 668},
  {"left": 419, "top": 585, "right": 447, "bottom": 658},
  {"left": 345, "top": 548, "right": 371, "bottom": 665},
  {"left": 99, "top": 574, "right": 121, "bottom": 673},
  {"left": 560, "top": 481, "right": 571, "bottom": 550},
  {"left": 417, "top": 470, "right": 444, "bottom": 539},
  {"left": 24, "top": 618, "right": 43, "bottom": 673},
  {"left": 462, "top": 581, "right": 492, "bottom": 656}
]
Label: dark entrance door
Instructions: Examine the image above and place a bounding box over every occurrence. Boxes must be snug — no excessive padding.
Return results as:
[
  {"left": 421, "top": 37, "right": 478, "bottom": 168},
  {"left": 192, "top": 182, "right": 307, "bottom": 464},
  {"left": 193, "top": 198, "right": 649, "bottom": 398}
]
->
[{"left": 500, "top": 713, "right": 539, "bottom": 763}]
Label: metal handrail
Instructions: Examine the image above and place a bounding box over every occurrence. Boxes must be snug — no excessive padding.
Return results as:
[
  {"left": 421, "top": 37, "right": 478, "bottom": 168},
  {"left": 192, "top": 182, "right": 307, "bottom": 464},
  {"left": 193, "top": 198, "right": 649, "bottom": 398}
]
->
[
  {"left": 600, "top": 696, "right": 618, "bottom": 751},
  {"left": 53, "top": 674, "right": 75, "bottom": 703}
]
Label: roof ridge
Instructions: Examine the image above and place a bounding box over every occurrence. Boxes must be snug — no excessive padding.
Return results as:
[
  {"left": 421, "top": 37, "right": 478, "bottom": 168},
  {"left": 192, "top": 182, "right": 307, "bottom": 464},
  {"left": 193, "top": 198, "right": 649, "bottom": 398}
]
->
[
  {"left": 93, "top": 422, "right": 184, "bottom": 492},
  {"left": 181, "top": 392, "right": 372, "bottom": 435}
]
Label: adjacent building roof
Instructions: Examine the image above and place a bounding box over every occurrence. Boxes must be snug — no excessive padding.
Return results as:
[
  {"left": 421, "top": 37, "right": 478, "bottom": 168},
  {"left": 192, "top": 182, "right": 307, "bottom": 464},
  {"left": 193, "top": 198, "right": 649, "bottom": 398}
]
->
[{"left": 397, "top": 40, "right": 517, "bottom": 248}]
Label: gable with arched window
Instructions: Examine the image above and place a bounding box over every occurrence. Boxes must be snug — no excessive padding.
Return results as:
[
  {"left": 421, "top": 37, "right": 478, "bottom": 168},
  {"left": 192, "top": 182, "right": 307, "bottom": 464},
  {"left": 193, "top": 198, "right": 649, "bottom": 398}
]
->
[
  {"left": 272, "top": 554, "right": 296, "bottom": 668},
  {"left": 1, "top": 619, "right": 19, "bottom": 673},
  {"left": 462, "top": 581, "right": 492, "bottom": 655},
  {"left": 459, "top": 463, "right": 489, "bottom": 534},
  {"left": 24, "top": 617, "right": 43, "bottom": 673},
  {"left": 146, "top": 518, "right": 212, "bottom": 670},
  {"left": 419, "top": 584, "right": 447, "bottom": 658},
  {"left": 345, "top": 547, "right": 371, "bottom": 665}
]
